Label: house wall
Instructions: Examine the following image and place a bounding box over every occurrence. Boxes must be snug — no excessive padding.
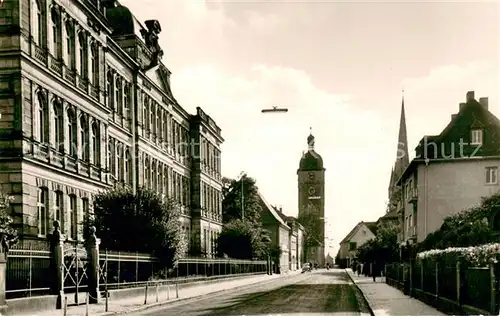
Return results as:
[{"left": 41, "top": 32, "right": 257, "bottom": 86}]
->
[
  {"left": 402, "top": 159, "right": 500, "bottom": 243},
  {"left": 339, "top": 224, "right": 375, "bottom": 260}
]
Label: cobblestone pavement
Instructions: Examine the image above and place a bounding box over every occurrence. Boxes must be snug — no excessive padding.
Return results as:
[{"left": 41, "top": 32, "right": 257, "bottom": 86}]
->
[
  {"left": 346, "top": 269, "right": 446, "bottom": 316},
  {"left": 133, "top": 269, "right": 371, "bottom": 316}
]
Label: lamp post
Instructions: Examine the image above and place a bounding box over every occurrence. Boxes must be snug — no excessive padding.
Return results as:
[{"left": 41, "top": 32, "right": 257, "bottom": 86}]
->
[{"left": 238, "top": 172, "right": 246, "bottom": 221}]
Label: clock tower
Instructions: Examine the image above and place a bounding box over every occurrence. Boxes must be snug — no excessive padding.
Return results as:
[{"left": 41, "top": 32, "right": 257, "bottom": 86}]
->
[{"left": 297, "top": 130, "right": 326, "bottom": 267}]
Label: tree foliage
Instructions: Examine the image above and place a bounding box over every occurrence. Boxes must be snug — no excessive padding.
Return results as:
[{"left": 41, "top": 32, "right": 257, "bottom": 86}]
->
[
  {"left": 222, "top": 175, "right": 262, "bottom": 225},
  {"left": 387, "top": 185, "right": 402, "bottom": 214},
  {"left": 357, "top": 222, "right": 399, "bottom": 264},
  {"left": 217, "top": 219, "right": 270, "bottom": 259},
  {"left": 418, "top": 193, "right": 498, "bottom": 251},
  {"left": 84, "top": 186, "right": 186, "bottom": 267},
  {"left": 0, "top": 190, "right": 17, "bottom": 249},
  {"left": 297, "top": 206, "right": 323, "bottom": 252}
]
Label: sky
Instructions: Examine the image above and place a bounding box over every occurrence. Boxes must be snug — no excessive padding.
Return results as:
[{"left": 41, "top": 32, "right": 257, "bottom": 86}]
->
[{"left": 120, "top": 0, "right": 499, "bottom": 256}]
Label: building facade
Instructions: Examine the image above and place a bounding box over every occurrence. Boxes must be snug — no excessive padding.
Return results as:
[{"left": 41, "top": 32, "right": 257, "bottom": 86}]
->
[
  {"left": 0, "top": 0, "right": 223, "bottom": 254},
  {"left": 398, "top": 91, "right": 500, "bottom": 243},
  {"left": 297, "top": 131, "right": 325, "bottom": 266},
  {"left": 338, "top": 221, "right": 376, "bottom": 267}
]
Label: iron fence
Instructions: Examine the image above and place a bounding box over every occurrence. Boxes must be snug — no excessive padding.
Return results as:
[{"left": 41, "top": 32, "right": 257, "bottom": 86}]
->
[
  {"left": 6, "top": 240, "right": 52, "bottom": 299},
  {"left": 177, "top": 257, "right": 268, "bottom": 278}
]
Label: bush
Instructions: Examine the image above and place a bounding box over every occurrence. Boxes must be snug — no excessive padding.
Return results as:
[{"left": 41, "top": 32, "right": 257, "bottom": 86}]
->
[{"left": 417, "top": 243, "right": 500, "bottom": 267}]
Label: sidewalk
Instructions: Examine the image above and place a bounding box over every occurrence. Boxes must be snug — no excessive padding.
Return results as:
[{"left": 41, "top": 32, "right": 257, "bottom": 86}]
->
[
  {"left": 27, "top": 272, "right": 295, "bottom": 316},
  {"left": 346, "top": 269, "right": 445, "bottom": 316}
]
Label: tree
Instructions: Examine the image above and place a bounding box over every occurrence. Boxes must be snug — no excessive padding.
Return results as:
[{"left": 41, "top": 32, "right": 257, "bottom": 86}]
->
[
  {"left": 0, "top": 190, "right": 17, "bottom": 251},
  {"left": 222, "top": 175, "right": 262, "bottom": 225},
  {"left": 217, "top": 219, "right": 270, "bottom": 259},
  {"left": 387, "top": 186, "right": 402, "bottom": 214},
  {"left": 356, "top": 222, "right": 399, "bottom": 264},
  {"left": 84, "top": 186, "right": 186, "bottom": 267}
]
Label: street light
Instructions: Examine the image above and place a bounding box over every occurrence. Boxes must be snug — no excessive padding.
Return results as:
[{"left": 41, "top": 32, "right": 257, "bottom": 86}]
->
[{"left": 238, "top": 172, "right": 246, "bottom": 221}]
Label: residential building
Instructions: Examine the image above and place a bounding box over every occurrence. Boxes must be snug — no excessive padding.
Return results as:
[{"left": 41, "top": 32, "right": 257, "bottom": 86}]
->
[
  {"left": 398, "top": 91, "right": 500, "bottom": 244},
  {"left": 297, "top": 130, "right": 326, "bottom": 266},
  {"left": 0, "top": 0, "right": 223, "bottom": 253},
  {"left": 338, "top": 221, "right": 377, "bottom": 267},
  {"left": 258, "top": 194, "right": 290, "bottom": 273},
  {"left": 273, "top": 206, "right": 306, "bottom": 271}
]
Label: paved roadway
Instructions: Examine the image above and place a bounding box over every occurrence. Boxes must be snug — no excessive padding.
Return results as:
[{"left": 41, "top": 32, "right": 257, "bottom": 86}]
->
[{"left": 132, "top": 268, "right": 372, "bottom": 316}]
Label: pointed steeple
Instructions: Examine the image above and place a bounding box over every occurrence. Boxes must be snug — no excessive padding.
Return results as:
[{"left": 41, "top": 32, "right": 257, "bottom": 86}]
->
[{"left": 394, "top": 91, "right": 409, "bottom": 178}]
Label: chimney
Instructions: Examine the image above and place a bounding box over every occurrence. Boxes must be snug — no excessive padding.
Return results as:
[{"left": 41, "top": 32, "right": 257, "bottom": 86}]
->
[
  {"left": 466, "top": 91, "right": 475, "bottom": 102},
  {"left": 459, "top": 102, "right": 466, "bottom": 111},
  {"left": 451, "top": 114, "right": 458, "bottom": 120},
  {"left": 479, "top": 97, "right": 489, "bottom": 110},
  {"left": 279, "top": 206, "right": 282, "bottom": 213}
]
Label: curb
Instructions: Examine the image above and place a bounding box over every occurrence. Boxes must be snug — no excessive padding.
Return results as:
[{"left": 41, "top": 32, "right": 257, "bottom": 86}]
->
[
  {"left": 99, "top": 272, "right": 300, "bottom": 315},
  {"left": 345, "top": 269, "right": 375, "bottom": 316}
]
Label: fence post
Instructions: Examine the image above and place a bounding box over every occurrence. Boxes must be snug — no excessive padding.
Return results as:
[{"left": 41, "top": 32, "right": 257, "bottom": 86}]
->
[
  {"left": 490, "top": 259, "right": 496, "bottom": 315},
  {"left": 435, "top": 261, "right": 439, "bottom": 298},
  {"left": 50, "top": 220, "right": 65, "bottom": 309},
  {"left": 0, "top": 234, "right": 9, "bottom": 310},
  {"left": 144, "top": 283, "right": 148, "bottom": 305},
  {"left": 156, "top": 283, "right": 159, "bottom": 303},
  {"left": 85, "top": 226, "right": 100, "bottom": 304},
  {"left": 456, "top": 261, "right": 461, "bottom": 305},
  {"left": 409, "top": 261, "right": 413, "bottom": 296}
]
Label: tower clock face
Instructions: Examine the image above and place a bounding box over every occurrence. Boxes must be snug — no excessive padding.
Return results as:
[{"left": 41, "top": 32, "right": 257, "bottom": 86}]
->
[
  {"left": 308, "top": 172, "right": 315, "bottom": 180},
  {"left": 308, "top": 186, "right": 316, "bottom": 195}
]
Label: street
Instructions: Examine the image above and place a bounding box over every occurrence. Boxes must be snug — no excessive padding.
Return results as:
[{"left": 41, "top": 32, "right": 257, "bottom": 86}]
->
[{"left": 132, "top": 269, "right": 371, "bottom": 316}]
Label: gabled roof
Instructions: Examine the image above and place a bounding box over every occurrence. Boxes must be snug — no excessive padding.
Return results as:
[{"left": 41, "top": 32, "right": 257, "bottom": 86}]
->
[
  {"left": 258, "top": 192, "right": 289, "bottom": 228},
  {"left": 339, "top": 221, "right": 377, "bottom": 245}
]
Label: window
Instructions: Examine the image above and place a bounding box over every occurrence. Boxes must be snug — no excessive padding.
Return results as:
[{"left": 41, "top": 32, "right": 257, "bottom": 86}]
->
[
  {"left": 36, "top": 92, "right": 49, "bottom": 144},
  {"left": 67, "top": 109, "right": 77, "bottom": 157},
  {"left": 106, "top": 71, "right": 113, "bottom": 108},
  {"left": 51, "top": 8, "right": 61, "bottom": 59},
  {"left": 348, "top": 242, "right": 357, "bottom": 251},
  {"left": 37, "top": 187, "right": 48, "bottom": 236},
  {"left": 91, "top": 122, "right": 99, "bottom": 164},
  {"left": 144, "top": 157, "right": 149, "bottom": 188},
  {"left": 124, "top": 150, "right": 130, "bottom": 184},
  {"left": 53, "top": 102, "right": 63, "bottom": 152},
  {"left": 90, "top": 43, "right": 99, "bottom": 85},
  {"left": 69, "top": 195, "right": 77, "bottom": 240},
  {"left": 151, "top": 161, "right": 156, "bottom": 190},
  {"left": 486, "top": 167, "right": 498, "bottom": 185},
  {"left": 117, "top": 144, "right": 122, "bottom": 181},
  {"left": 78, "top": 32, "right": 87, "bottom": 77},
  {"left": 80, "top": 116, "right": 89, "bottom": 162},
  {"left": 65, "top": 21, "right": 75, "bottom": 69},
  {"left": 54, "top": 191, "right": 63, "bottom": 228},
  {"left": 31, "top": 0, "right": 42, "bottom": 45},
  {"left": 82, "top": 198, "right": 89, "bottom": 221},
  {"left": 150, "top": 103, "right": 155, "bottom": 136},
  {"left": 123, "top": 84, "right": 129, "bottom": 119},
  {"left": 471, "top": 129, "right": 483, "bottom": 145},
  {"left": 115, "top": 77, "right": 122, "bottom": 115},
  {"left": 143, "top": 97, "right": 149, "bottom": 131}
]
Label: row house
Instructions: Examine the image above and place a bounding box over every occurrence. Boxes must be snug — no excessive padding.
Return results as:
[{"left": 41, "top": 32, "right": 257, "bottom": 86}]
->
[
  {"left": 397, "top": 91, "right": 500, "bottom": 244},
  {"left": 0, "top": 0, "right": 224, "bottom": 254}
]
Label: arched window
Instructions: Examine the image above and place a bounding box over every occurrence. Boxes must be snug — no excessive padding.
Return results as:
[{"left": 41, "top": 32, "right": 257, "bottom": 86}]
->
[
  {"left": 151, "top": 161, "right": 157, "bottom": 190},
  {"left": 91, "top": 121, "right": 99, "bottom": 164},
  {"left": 144, "top": 157, "right": 149, "bottom": 188},
  {"left": 31, "top": 0, "right": 44, "bottom": 45},
  {"left": 78, "top": 32, "right": 87, "bottom": 77},
  {"left": 36, "top": 91, "right": 49, "bottom": 144},
  {"left": 67, "top": 108, "right": 77, "bottom": 157},
  {"left": 107, "top": 138, "right": 113, "bottom": 174},
  {"left": 124, "top": 149, "right": 130, "bottom": 184},
  {"left": 65, "top": 20, "right": 75, "bottom": 69},
  {"left": 115, "top": 77, "right": 122, "bottom": 115},
  {"left": 116, "top": 143, "right": 122, "bottom": 181},
  {"left": 80, "top": 115, "right": 89, "bottom": 161},
  {"left": 143, "top": 97, "right": 149, "bottom": 132},
  {"left": 51, "top": 7, "right": 62, "bottom": 59},
  {"left": 90, "top": 42, "right": 99, "bottom": 85},
  {"left": 123, "top": 83, "right": 130, "bottom": 119},
  {"left": 157, "top": 109, "right": 161, "bottom": 140},
  {"left": 158, "top": 164, "right": 163, "bottom": 196},
  {"left": 150, "top": 102, "right": 155, "bottom": 137},
  {"left": 53, "top": 100, "right": 63, "bottom": 152},
  {"left": 106, "top": 70, "right": 113, "bottom": 108},
  {"left": 163, "top": 166, "right": 168, "bottom": 197}
]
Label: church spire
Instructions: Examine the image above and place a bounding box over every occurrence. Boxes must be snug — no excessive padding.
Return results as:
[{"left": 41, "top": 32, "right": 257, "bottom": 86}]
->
[{"left": 393, "top": 91, "right": 409, "bottom": 182}]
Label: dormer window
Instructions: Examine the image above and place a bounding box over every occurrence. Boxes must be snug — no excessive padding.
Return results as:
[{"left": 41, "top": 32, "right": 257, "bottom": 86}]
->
[{"left": 471, "top": 129, "right": 483, "bottom": 145}]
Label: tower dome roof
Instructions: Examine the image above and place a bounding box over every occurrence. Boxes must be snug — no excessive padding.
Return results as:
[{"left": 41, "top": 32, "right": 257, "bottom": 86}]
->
[{"left": 299, "top": 151, "right": 324, "bottom": 170}]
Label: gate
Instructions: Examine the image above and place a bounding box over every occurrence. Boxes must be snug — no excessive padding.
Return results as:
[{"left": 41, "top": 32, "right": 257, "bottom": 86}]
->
[{"left": 63, "top": 244, "right": 89, "bottom": 305}]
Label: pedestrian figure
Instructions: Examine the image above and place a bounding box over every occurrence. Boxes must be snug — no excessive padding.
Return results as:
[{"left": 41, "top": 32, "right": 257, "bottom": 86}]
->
[
  {"left": 357, "top": 263, "right": 361, "bottom": 276},
  {"left": 372, "top": 261, "right": 377, "bottom": 282}
]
